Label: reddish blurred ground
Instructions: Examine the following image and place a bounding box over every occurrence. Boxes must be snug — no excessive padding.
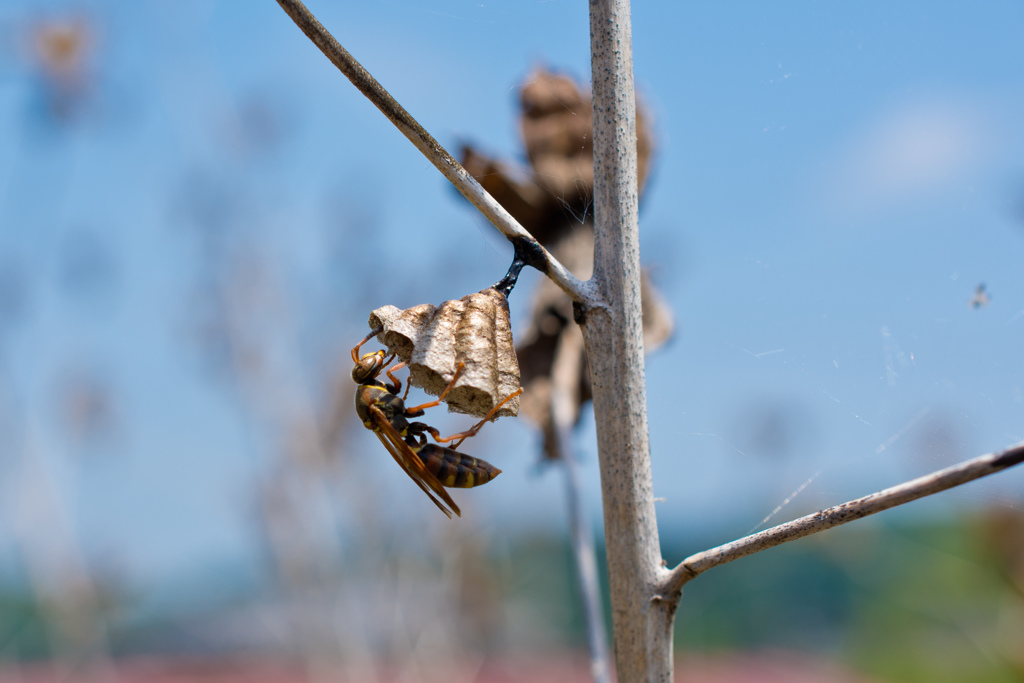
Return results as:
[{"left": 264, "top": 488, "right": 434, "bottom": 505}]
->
[{"left": 0, "top": 651, "right": 879, "bottom": 683}]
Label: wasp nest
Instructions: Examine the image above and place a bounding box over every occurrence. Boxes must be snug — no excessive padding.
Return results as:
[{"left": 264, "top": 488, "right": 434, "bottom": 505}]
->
[{"left": 368, "top": 288, "right": 520, "bottom": 419}]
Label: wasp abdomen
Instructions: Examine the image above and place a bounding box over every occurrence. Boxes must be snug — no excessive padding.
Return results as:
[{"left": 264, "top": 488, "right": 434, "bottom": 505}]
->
[{"left": 415, "top": 444, "right": 501, "bottom": 488}]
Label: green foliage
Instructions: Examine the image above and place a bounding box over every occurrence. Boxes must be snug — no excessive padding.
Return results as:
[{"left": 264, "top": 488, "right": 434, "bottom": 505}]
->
[
  {"left": 665, "top": 512, "right": 1024, "bottom": 682},
  {"left": 1, "top": 513, "right": 1020, "bottom": 683},
  {"left": 0, "top": 592, "right": 52, "bottom": 660}
]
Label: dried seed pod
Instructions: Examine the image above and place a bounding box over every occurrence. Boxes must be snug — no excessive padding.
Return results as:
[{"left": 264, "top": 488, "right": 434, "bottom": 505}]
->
[
  {"left": 515, "top": 223, "right": 674, "bottom": 460},
  {"left": 461, "top": 66, "right": 654, "bottom": 248},
  {"left": 368, "top": 288, "right": 520, "bottom": 418},
  {"left": 458, "top": 66, "right": 668, "bottom": 461}
]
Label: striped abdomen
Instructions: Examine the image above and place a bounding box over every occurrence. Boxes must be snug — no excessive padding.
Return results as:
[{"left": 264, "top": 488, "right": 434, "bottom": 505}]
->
[{"left": 414, "top": 444, "right": 501, "bottom": 488}]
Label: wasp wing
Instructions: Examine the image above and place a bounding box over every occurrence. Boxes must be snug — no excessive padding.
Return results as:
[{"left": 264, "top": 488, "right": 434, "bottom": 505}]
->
[
  {"left": 369, "top": 404, "right": 461, "bottom": 518},
  {"left": 372, "top": 432, "right": 454, "bottom": 518}
]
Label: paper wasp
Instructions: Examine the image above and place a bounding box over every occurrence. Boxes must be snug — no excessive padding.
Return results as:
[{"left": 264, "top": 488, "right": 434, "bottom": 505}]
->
[{"left": 351, "top": 327, "right": 522, "bottom": 518}]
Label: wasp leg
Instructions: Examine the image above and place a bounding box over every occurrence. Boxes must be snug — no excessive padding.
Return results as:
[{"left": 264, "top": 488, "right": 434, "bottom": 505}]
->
[
  {"left": 388, "top": 361, "right": 413, "bottom": 402},
  {"left": 385, "top": 361, "right": 406, "bottom": 396},
  {"left": 406, "top": 422, "right": 431, "bottom": 445},
  {"left": 350, "top": 326, "right": 385, "bottom": 364},
  {"left": 428, "top": 388, "right": 524, "bottom": 449},
  {"left": 405, "top": 362, "right": 466, "bottom": 415}
]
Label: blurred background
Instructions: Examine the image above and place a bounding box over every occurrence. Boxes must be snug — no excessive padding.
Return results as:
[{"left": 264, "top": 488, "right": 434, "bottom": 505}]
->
[{"left": 1, "top": 1, "right": 1023, "bottom": 682}]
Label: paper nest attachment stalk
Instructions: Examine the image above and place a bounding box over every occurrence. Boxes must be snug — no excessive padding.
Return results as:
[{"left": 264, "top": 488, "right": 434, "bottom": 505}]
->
[{"left": 368, "top": 288, "right": 521, "bottom": 419}]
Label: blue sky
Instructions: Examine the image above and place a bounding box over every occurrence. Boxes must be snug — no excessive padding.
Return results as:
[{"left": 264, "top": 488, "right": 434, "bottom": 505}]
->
[{"left": 1, "top": 1, "right": 1023, "bottom": 596}]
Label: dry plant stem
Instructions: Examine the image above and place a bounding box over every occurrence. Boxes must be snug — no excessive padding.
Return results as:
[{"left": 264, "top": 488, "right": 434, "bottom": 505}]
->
[
  {"left": 274, "top": 0, "right": 594, "bottom": 305},
  {"left": 16, "top": 442, "right": 116, "bottom": 679},
  {"left": 550, "top": 324, "right": 611, "bottom": 683},
  {"left": 583, "top": 1, "right": 669, "bottom": 682},
  {"left": 663, "top": 440, "right": 1024, "bottom": 596}
]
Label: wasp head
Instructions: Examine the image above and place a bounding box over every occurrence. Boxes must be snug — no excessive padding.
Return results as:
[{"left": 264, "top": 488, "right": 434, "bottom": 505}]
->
[{"left": 351, "top": 349, "right": 387, "bottom": 384}]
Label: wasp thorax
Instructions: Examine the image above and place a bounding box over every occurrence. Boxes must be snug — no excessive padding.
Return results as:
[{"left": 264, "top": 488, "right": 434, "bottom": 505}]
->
[{"left": 367, "top": 288, "right": 520, "bottom": 418}]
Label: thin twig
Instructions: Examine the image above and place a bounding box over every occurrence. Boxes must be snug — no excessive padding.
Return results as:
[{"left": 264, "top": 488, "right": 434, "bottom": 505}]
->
[
  {"left": 662, "top": 440, "right": 1024, "bottom": 596},
  {"left": 274, "top": 0, "right": 595, "bottom": 305},
  {"left": 549, "top": 324, "right": 611, "bottom": 683}
]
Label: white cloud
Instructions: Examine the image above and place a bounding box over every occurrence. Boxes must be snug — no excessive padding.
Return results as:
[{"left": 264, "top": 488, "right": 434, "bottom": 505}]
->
[{"left": 823, "top": 98, "right": 992, "bottom": 212}]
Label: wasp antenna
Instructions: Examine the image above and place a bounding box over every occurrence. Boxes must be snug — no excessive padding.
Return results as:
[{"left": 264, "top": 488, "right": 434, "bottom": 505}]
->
[{"left": 351, "top": 325, "right": 385, "bottom": 363}]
